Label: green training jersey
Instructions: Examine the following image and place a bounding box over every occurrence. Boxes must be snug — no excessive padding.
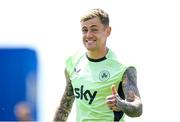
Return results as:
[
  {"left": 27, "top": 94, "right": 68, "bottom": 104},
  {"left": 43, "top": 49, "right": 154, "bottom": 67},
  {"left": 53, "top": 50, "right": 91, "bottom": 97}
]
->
[{"left": 66, "top": 49, "right": 127, "bottom": 122}]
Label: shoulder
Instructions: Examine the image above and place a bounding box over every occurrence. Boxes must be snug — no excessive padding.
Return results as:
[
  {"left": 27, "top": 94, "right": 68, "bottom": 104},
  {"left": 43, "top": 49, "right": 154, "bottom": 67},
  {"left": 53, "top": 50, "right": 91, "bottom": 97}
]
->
[
  {"left": 107, "top": 49, "right": 138, "bottom": 77},
  {"left": 65, "top": 50, "right": 85, "bottom": 65},
  {"left": 107, "top": 49, "right": 128, "bottom": 70},
  {"left": 107, "top": 48, "right": 126, "bottom": 65},
  {"left": 65, "top": 49, "right": 85, "bottom": 76}
]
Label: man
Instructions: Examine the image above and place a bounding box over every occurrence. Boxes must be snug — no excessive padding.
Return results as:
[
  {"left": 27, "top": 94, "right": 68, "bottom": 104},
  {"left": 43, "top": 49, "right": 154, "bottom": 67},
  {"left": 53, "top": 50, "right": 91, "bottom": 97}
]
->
[{"left": 54, "top": 8, "right": 142, "bottom": 122}]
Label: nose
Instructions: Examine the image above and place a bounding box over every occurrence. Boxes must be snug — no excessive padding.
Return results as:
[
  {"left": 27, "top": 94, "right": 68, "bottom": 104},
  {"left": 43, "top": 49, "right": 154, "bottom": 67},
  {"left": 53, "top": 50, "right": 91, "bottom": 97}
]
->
[{"left": 86, "top": 30, "right": 93, "bottom": 38}]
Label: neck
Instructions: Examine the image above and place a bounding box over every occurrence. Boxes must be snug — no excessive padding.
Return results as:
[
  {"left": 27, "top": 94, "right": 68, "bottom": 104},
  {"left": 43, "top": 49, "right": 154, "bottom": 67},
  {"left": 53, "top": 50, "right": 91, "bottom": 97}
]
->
[{"left": 87, "top": 47, "right": 108, "bottom": 59}]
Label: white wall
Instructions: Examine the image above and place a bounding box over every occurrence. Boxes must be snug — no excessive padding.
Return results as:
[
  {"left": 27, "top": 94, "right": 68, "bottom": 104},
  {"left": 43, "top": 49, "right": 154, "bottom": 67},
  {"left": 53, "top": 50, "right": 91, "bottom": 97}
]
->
[{"left": 0, "top": 0, "right": 180, "bottom": 122}]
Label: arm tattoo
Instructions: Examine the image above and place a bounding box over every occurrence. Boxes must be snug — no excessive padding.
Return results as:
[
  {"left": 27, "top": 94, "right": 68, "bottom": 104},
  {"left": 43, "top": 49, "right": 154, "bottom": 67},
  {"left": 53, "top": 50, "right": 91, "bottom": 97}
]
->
[
  {"left": 116, "top": 66, "right": 143, "bottom": 117},
  {"left": 53, "top": 69, "right": 75, "bottom": 121}
]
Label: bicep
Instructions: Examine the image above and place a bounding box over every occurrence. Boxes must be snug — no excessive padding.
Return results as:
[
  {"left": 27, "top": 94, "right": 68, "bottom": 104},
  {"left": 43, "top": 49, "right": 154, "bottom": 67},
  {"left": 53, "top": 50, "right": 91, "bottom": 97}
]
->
[
  {"left": 122, "top": 66, "right": 141, "bottom": 102},
  {"left": 53, "top": 69, "right": 74, "bottom": 121},
  {"left": 58, "top": 69, "right": 75, "bottom": 110},
  {"left": 64, "top": 68, "right": 74, "bottom": 96}
]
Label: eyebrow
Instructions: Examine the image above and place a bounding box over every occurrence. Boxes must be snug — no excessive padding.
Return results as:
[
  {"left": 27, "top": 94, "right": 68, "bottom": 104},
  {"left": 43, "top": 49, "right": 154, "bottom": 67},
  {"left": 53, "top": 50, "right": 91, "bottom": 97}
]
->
[
  {"left": 90, "top": 25, "right": 98, "bottom": 28},
  {"left": 82, "top": 24, "right": 98, "bottom": 29}
]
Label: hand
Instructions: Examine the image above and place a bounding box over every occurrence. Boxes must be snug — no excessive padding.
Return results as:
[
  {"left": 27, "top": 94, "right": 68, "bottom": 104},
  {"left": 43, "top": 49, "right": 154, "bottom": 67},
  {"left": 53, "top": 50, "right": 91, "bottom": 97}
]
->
[{"left": 106, "top": 85, "right": 123, "bottom": 111}]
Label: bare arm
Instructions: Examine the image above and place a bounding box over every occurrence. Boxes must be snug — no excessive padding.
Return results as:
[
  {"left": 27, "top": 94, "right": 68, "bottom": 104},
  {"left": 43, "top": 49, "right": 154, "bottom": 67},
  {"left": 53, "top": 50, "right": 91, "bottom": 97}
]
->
[
  {"left": 53, "top": 69, "right": 75, "bottom": 121},
  {"left": 106, "top": 66, "right": 143, "bottom": 117},
  {"left": 117, "top": 66, "right": 143, "bottom": 117}
]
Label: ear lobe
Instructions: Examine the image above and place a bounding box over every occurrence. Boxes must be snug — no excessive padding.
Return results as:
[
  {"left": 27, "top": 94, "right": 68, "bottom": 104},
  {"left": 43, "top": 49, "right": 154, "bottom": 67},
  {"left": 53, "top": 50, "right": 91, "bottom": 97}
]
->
[{"left": 106, "top": 26, "right": 111, "bottom": 37}]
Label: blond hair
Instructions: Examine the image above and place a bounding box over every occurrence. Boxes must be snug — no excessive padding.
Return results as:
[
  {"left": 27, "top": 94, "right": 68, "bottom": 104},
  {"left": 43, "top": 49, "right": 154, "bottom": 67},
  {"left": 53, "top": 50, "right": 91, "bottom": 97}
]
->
[{"left": 80, "top": 8, "right": 109, "bottom": 27}]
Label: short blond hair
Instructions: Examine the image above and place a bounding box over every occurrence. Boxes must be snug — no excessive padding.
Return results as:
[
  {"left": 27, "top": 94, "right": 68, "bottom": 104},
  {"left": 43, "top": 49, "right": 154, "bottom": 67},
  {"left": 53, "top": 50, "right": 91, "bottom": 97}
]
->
[{"left": 80, "top": 8, "right": 109, "bottom": 26}]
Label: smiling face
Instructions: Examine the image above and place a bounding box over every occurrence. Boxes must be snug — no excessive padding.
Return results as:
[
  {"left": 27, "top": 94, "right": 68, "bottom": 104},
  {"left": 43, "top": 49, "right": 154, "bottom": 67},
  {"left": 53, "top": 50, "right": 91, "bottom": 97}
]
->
[{"left": 81, "top": 17, "right": 111, "bottom": 53}]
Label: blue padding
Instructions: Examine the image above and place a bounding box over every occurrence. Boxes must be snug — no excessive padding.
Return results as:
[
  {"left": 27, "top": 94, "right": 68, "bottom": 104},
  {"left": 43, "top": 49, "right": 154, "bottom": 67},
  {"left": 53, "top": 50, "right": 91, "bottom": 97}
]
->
[{"left": 0, "top": 48, "right": 38, "bottom": 121}]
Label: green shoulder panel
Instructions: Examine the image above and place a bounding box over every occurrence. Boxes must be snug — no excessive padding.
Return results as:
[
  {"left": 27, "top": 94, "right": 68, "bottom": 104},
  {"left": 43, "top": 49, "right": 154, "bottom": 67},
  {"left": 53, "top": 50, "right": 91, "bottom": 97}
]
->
[{"left": 65, "top": 51, "right": 84, "bottom": 77}]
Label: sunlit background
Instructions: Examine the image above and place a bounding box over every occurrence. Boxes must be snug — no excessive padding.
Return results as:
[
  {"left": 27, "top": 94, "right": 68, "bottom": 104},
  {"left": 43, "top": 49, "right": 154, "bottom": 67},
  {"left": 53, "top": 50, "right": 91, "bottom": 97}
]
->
[{"left": 0, "top": 0, "right": 180, "bottom": 122}]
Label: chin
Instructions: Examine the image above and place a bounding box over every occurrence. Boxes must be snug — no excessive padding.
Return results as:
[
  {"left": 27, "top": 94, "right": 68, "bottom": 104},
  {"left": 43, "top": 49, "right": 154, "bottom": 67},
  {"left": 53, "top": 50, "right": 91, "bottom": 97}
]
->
[{"left": 86, "top": 47, "right": 95, "bottom": 51}]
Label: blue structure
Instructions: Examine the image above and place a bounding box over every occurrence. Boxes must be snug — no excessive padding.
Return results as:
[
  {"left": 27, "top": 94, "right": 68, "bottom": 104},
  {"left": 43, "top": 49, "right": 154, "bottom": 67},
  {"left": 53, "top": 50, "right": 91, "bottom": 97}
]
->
[{"left": 0, "top": 48, "right": 38, "bottom": 121}]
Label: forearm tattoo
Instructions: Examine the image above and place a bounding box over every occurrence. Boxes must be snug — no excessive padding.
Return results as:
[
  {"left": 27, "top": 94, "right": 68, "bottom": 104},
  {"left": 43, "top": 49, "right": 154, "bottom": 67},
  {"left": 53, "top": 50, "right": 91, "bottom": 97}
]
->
[
  {"left": 116, "top": 66, "right": 142, "bottom": 117},
  {"left": 53, "top": 69, "right": 75, "bottom": 121}
]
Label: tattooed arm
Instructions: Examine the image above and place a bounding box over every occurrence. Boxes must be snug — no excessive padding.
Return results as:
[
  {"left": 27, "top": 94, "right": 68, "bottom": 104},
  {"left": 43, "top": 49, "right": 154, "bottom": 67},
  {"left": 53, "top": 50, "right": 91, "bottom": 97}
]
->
[
  {"left": 119, "top": 66, "right": 142, "bottom": 117},
  {"left": 106, "top": 66, "right": 143, "bottom": 117},
  {"left": 53, "top": 68, "right": 75, "bottom": 121}
]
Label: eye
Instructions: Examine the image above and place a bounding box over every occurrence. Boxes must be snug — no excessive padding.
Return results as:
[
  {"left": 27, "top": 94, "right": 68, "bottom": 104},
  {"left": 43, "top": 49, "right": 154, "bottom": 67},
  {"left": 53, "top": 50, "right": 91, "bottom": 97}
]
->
[
  {"left": 91, "top": 28, "right": 98, "bottom": 32},
  {"left": 82, "top": 28, "right": 88, "bottom": 34}
]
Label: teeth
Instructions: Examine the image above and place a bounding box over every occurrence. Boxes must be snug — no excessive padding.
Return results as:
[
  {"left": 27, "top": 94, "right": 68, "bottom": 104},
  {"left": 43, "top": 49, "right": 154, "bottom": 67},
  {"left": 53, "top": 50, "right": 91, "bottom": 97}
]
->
[
  {"left": 86, "top": 40, "right": 95, "bottom": 42},
  {"left": 86, "top": 40, "right": 95, "bottom": 43}
]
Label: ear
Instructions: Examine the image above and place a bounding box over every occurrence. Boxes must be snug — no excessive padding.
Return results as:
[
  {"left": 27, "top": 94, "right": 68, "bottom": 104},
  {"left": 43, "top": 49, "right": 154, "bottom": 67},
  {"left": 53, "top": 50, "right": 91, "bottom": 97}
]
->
[{"left": 105, "top": 26, "right": 111, "bottom": 37}]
